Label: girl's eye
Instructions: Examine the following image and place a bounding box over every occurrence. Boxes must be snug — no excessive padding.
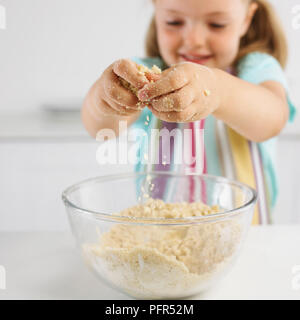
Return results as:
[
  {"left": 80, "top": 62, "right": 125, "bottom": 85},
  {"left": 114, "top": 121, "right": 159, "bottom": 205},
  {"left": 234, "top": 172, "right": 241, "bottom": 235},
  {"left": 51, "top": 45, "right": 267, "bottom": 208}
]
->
[
  {"left": 166, "top": 21, "right": 183, "bottom": 26},
  {"left": 210, "top": 23, "right": 226, "bottom": 29}
]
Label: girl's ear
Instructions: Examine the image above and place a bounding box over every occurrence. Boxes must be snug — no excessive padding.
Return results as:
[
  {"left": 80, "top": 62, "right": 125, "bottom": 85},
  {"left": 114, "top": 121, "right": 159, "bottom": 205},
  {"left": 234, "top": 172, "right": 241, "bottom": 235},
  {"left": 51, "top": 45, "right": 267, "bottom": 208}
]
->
[{"left": 240, "top": 2, "right": 259, "bottom": 37}]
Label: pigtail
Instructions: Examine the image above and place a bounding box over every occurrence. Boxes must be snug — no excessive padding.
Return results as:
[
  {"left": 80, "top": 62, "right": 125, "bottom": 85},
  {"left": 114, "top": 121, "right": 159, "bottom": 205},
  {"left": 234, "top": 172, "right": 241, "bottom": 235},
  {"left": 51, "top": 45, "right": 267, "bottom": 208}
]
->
[
  {"left": 145, "top": 16, "right": 160, "bottom": 58},
  {"left": 235, "top": 0, "right": 288, "bottom": 68}
]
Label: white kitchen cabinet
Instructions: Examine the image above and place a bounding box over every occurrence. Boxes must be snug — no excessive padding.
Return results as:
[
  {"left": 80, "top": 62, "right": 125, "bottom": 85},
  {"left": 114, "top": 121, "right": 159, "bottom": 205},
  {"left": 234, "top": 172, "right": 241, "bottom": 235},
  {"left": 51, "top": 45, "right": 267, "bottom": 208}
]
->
[{"left": 0, "top": 141, "right": 134, "bottom": 231}]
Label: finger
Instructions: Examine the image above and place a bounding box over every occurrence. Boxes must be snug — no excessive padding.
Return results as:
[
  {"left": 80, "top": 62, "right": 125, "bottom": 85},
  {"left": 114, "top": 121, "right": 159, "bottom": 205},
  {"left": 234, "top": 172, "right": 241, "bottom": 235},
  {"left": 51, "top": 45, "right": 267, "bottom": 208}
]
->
[
  {"left": 100, "top": 94, "right": 140, "bottom": 116},
  {"left": 148, "top": 102, "right": 202, "bottom": 123},
  {"left": 151, "top": 84, "right": 195, "bottom": 112},
  {"left": 137, "top": 66, "right": 189, "bottom": 101},
  {"left": 103, "top": 67, "right": 140, "bottom": 108},
  {"left": 97, "top": 98, "right": 130, "bottom": 117},
  {"left": 105, "top": 95, "right": 142, "bottom": 115},
  {"left": 98, "top": 82, "right": 142, "bottom": 116},
  {"left": 113, "top": 59, "right": 149, "bottom": 89},
  {"left": 144, "top": 72, "right": 161, "bottom": 82}
]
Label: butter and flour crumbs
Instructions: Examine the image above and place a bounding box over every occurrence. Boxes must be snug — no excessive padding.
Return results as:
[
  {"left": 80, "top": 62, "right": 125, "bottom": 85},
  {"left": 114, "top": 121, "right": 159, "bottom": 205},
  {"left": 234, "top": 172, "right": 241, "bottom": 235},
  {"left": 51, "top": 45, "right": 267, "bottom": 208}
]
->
[{"left": 83, "top": 199, "right": 242, "bottom": 299}]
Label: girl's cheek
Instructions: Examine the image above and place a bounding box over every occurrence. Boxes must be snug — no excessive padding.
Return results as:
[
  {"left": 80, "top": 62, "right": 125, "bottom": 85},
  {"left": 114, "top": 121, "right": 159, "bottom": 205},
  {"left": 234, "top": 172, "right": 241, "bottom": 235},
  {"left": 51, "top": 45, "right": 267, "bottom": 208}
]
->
[
  {"left": 207, "top": 34, "right": 237, "bottom": 69},
  {"left": 159, "top": 28, "right": 180, "bottom": 41},
  {"left": 211, "top": 32, "right": 237, "bottom": 54},
  {"left": 158, "top": 29, "right": 181, "bottom": 50}
]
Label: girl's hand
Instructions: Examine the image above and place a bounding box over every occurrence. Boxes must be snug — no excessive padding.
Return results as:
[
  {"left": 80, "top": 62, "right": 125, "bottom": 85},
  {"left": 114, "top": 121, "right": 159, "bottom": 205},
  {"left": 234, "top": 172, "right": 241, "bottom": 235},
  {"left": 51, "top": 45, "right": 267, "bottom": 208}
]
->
[
  {"left": 97, "top": 59, "right": 150, "bottom": 117},
  {"left": 137, "top": 62, "right": 221, "bottom": 122}
]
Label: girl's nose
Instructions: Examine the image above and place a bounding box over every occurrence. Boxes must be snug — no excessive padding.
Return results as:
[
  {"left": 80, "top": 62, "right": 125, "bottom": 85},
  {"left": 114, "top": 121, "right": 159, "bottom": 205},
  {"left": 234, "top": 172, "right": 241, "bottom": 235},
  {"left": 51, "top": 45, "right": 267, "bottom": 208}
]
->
[{"left": 184, "top": 23, "right": 207, "bottom": 49}]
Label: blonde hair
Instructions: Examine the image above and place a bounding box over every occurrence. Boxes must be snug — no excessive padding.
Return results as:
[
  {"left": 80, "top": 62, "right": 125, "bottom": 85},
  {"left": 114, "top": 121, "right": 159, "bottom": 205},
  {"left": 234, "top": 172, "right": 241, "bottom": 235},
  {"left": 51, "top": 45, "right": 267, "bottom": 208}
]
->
[{"left": 145, "top": 0, "right": 288, "bottom": 68}]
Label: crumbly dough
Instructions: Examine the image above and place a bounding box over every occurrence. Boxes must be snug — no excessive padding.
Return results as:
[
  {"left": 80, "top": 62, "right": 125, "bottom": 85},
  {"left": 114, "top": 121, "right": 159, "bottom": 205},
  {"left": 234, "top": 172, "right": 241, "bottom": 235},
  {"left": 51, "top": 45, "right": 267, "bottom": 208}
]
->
[
  {"left": 119, "top": 64, "right": 162, "bottom": 96},
  {"left": 83, "top": 198, "right": 242, "bottom": 299}
]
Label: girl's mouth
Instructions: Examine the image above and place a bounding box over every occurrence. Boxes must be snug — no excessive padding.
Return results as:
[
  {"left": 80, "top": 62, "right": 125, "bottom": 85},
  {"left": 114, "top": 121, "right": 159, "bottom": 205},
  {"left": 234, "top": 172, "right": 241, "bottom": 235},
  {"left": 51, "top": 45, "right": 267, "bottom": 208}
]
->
[{"left": 180, "top": 54, "right": 213, "bottom": 64}]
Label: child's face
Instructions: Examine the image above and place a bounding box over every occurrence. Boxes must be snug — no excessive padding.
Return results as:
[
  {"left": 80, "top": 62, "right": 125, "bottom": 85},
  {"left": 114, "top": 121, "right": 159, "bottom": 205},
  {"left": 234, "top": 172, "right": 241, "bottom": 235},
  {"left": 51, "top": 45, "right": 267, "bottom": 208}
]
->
[{"left": 154, "top": 0, "right": 256, "bottom": 70}]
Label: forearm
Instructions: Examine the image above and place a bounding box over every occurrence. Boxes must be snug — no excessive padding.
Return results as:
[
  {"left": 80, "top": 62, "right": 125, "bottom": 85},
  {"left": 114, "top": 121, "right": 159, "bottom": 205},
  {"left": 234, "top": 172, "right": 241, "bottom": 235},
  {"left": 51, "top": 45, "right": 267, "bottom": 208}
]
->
[
  {"left": 81, "top": 79, "right": 141, "bottom": 138},
  {"left": 212, "top": 68, "right": 289, "bottom": 142}
]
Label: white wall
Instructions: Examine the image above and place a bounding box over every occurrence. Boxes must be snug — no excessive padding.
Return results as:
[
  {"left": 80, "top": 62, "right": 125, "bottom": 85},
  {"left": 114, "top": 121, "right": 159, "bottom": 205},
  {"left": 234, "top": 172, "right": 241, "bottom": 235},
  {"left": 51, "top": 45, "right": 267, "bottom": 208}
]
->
[
  {"left": 0, "top": 0, "right": 299, "bottom": 115},
  {"left": 0, "top": 0, "right": 153, "bottom": 112}
]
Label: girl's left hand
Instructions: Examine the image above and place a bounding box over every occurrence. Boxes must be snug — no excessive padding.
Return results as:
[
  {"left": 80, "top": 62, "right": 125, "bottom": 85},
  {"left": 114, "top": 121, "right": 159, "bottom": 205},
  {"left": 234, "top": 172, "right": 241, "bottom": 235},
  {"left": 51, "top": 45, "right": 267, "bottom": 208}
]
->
[{"left": 137, "top": 62, "right": 221, "bottom": 122}]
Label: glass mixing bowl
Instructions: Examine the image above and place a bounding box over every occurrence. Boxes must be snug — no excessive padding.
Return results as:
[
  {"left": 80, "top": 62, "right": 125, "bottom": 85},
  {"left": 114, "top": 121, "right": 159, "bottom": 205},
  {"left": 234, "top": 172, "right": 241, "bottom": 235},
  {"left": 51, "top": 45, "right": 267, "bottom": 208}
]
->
[{"left": 62, "top": 171, "right": 257, "bottom": 299}]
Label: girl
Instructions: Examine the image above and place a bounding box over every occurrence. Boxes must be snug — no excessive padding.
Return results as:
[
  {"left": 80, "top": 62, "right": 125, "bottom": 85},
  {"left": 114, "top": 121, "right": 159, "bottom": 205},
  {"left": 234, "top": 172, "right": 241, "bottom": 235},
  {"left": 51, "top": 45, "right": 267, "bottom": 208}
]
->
[{"left": 82, "top": 0, "right": 296, "bottom": 224}]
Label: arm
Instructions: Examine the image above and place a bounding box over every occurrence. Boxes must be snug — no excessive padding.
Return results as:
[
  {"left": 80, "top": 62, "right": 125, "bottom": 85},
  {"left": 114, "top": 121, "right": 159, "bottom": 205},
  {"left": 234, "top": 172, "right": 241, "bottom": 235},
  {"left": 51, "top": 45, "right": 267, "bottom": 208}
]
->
[
  {"left": 212, "top": 68, "right": 290, "bottom": 142},
  {"left": 137, "top": 62, "right": 290, "bottom": 143}
]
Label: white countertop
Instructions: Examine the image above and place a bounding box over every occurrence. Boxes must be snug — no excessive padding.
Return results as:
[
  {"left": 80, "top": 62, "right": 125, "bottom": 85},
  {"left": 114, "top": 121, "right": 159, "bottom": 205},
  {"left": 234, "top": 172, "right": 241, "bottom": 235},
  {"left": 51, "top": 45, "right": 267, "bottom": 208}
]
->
[{"left": 0, "top": 226, "right": 300, "bottom": 300}]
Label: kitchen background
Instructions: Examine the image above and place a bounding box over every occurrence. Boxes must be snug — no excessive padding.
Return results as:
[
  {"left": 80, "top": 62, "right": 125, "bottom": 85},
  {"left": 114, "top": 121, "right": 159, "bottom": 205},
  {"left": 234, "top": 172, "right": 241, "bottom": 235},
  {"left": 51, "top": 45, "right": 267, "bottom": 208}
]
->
[{"left": 0, "top": 0, "right": 299, "bottom": 230}]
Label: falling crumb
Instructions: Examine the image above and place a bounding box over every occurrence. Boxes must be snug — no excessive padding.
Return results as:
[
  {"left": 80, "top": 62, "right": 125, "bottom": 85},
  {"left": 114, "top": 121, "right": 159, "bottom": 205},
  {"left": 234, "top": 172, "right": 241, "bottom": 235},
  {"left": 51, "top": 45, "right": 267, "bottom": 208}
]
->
[
  {"left": 146, "top": 115, "right": 150, "bottom": 121},
  {"left": 162, "top": 161, "right": 167, "bottom": 166},
  {"left": 144, "top": 121, "right": 149, "bottom": 126},
  {"left": 150, "top": 184, "right": 155, "bottom": 191},
  {"left": 204, "top": 89, "right": 211, "bottom": 97},
  {"left": 143, "top": 153, "right": 148, "bottom": 161}
]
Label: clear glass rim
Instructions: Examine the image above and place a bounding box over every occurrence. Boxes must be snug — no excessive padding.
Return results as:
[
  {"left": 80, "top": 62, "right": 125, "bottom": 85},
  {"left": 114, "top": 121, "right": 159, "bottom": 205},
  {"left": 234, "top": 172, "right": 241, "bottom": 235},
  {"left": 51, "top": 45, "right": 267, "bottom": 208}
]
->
[{"left": 62, "top": 171, "right": 257, "bottom": 225}]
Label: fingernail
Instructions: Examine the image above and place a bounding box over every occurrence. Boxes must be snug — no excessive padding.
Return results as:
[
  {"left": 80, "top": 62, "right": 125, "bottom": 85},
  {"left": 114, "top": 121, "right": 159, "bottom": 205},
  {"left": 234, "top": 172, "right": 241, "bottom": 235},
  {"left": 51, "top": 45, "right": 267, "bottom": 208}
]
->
[{"left": 138, "top": 90, "right": 149, "bottom": 101}]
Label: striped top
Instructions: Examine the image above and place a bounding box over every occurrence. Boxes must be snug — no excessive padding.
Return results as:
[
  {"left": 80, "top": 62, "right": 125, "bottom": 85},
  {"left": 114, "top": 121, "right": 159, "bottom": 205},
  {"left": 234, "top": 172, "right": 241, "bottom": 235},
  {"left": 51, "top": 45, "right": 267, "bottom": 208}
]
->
[{"left": 131, "top": 53, "right": 296, "bottom": 225}]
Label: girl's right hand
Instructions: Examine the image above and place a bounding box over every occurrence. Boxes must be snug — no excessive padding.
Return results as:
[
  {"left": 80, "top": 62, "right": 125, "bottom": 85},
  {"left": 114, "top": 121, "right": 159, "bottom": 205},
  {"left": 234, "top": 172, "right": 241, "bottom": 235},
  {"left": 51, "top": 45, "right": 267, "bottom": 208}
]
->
[{"left": 97, "top": 59, "right": 151, "bottom": 117}]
